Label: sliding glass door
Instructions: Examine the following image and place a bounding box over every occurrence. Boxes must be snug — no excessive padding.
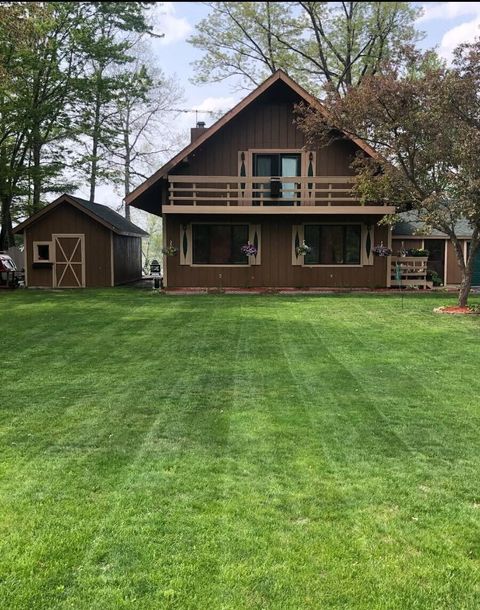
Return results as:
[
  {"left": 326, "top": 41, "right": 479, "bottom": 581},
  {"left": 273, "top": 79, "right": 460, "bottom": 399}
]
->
[{"left": 253, "top": 153, "right": 301, "bottom": 205}]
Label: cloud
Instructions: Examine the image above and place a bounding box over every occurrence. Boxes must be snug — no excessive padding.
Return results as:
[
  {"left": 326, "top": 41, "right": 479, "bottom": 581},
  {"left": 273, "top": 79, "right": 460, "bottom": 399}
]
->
[
  {"left": 196, "top": 96, "right": 239, "bottom": 114},
  {"left": 418, "top": 2, "right": 480, "bottom": 22},
  {"left": 439, "top": 15, "right": 480, "bottom": 59},
  {"left": 153, "top": 3, "right": 192, "bottom": 45}
]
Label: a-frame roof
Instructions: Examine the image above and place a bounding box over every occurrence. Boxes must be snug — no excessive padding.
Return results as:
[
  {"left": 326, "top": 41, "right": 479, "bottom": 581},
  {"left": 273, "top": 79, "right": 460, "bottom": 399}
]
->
[
  {"left": 125, "top": 69, "right": 379, "bottom": 210},
  {"left": 13, "top": 194, "right": 148, "bottom": 237}
]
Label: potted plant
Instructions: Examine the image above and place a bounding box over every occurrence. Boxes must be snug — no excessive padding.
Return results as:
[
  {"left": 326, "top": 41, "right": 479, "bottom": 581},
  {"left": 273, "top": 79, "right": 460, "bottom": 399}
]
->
[
  {"left": 295, "top": 240, "right": 311, "bottom": 256},
  {"left": 162, "top": 241, "right": 178, "bottom": 256},
  {"left": 241, "top": 242, "right": 258, "bottom": 257},
  {"left": 408, "top": 248, "right": 429, "bottom": 257},
  {"left": 372, "top": 242, "right": 392, "bottom": 256}
]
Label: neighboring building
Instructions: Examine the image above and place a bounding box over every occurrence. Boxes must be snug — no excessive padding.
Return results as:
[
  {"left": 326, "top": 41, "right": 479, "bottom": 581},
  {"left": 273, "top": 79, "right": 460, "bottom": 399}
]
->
[
  {"left": 14, "top": 194, "right": 148, "bottom": 288},
  {"left": 392, "top": 212, "right": 480, "bottom": 287},
  {"left": 126, "top": 70, "right": 396, "bottom": 289}
]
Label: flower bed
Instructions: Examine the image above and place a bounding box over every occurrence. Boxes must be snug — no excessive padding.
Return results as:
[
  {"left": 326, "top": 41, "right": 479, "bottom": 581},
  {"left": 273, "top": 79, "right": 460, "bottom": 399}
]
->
[{"left": 433, "top": 306, "right": 480, "bottom": 315}]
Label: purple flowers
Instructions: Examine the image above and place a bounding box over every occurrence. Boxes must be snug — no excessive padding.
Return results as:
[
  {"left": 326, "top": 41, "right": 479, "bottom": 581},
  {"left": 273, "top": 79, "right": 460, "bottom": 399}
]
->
[
  {"left": 372, "top": 243, "right": 392, "bottom": 256},
  {"left": 241, "top": 242, "right": 258, "bottom": 257}
]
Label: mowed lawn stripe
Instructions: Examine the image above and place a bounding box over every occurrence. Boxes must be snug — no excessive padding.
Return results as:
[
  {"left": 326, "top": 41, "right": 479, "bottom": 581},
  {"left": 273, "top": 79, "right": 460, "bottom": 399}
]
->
[{"left": 0, "top": 291, "right": 479, "bottom": 609}]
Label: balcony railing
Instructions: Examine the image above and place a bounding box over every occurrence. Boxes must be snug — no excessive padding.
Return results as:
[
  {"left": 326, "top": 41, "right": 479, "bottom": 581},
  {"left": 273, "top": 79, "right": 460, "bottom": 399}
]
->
[{"left": 167, "top": 175, "right": 375, "bottom": 207}]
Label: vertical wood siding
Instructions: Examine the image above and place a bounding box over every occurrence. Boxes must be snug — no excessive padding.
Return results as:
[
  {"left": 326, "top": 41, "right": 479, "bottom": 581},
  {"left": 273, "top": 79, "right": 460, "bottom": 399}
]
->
[
  {"left": 113, "top": 234, "right": 143, "bottom": 285},
  {"left": 24, "top": 203, "right": 112, "bottom": 287},
  {"left": 172, "top": 89, "right": 359, "bottom": 180},
  {"left": 446, "top": 241, "right": 464, "bottom": 284},
  {"left": 165, "top": 214, "right": 389, "bottom": 288}
]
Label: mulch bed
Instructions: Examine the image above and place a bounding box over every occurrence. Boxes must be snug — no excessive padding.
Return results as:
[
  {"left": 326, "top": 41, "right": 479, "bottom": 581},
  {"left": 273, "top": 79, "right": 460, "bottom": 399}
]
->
[{"left": 433, "top": 306, "right": 480, "bottom": 315}]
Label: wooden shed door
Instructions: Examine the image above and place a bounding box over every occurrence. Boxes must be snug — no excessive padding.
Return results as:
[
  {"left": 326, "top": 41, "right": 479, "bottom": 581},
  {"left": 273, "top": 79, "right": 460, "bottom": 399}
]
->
[{"left": 53, "top": 234, "right": 85, "bottom": 288}]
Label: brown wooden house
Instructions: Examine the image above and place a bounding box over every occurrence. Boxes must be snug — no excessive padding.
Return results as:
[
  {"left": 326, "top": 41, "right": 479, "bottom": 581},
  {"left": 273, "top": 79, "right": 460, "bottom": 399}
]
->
[
  {"left": 126, "top": 70, "right": 396, "bottom": 289},
  {"left": 14, "top": 194, "right": 148, "bottom": 288}
]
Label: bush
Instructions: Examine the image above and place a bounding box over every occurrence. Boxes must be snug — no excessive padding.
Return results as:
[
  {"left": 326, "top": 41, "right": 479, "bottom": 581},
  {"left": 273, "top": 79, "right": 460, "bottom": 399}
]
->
[{"left": 408, "top": 248, "right": 429, "bottom": 257}]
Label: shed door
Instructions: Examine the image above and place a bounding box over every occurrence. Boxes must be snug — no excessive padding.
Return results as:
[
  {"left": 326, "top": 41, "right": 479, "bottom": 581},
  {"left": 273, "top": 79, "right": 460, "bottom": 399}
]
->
[{"left": 53, "top": 234, "right": 85, "bottom": 288}]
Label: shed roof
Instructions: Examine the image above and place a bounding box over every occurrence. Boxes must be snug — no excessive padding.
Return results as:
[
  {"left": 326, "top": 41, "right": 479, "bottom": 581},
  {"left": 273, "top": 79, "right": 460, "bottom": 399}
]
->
[
  {"left": 393, "top": 211, "right": 473, "bottom": 238},
  {"left": 13, "top": 194, "right": 148, "bottom": 237}
]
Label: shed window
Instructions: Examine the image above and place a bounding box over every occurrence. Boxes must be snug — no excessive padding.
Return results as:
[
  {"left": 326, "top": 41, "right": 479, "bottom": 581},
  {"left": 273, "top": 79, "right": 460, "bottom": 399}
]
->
[
  {"left": 33, "top": 242, "right": 53, "bottom": 262},
  {"left": 304, "top": 225, "right": 361, "bottom": 265},
  {"left": 193, "top": 224, "right": 249, "bottom": 265}
]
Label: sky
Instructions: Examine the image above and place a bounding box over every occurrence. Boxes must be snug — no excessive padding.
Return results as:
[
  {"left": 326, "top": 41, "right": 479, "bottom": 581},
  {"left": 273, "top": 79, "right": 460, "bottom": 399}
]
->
[{"left": 78, "top": 1, "right": 480, "bottom": 219}]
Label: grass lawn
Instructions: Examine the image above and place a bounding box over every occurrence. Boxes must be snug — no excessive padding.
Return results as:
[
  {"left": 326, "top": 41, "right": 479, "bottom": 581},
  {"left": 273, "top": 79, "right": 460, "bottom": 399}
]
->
[{"left": 1, "top": 289, "right": 480, "bottom": 609}]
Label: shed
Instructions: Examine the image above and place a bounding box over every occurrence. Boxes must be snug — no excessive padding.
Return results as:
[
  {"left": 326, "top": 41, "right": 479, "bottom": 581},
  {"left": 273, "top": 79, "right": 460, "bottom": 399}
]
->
[{"left": 13, "top": 194, "right": 148, "bottom": 288}]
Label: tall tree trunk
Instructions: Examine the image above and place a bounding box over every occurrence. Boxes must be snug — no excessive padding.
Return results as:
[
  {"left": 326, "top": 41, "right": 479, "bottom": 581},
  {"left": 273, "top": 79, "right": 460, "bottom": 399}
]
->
[
  {"left": 0, "top": 195, "right": 14, "bottom": 250},
  {"left": 32, "top": 126, "right": 42, "bottom": 213},
  {"left": 89, "top": 78, "right": 102, "bottom": 204},
  {"left": 452, "top": 235, "right": 478, "bottom": 307},
  {"left": 123, "top": 109, "right": 131, "bottom": 221}
]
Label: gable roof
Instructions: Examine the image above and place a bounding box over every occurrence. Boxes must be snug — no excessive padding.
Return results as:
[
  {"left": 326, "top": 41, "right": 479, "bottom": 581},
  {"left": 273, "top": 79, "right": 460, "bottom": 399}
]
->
[
  {"left": 13, "top": 194, "right": 148, "bottom": 237},
  {"left": 393, "top": 211, "right": 473, "bottom": 238},
  {"left": 126, "top": 69, "right": 380, "bottom": 210}
]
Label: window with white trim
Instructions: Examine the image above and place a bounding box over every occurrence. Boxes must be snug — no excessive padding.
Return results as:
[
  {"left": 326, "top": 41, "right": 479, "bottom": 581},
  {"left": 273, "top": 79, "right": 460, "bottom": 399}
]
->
[
  {"left": 33, "top": 241, "right": 53, "bottom": 262},
  {"left": 304, "top": 224, "right": 361, "bottom": 265},
  {"left": 192, "top": 224, "right": 249, "bottom": 265}
]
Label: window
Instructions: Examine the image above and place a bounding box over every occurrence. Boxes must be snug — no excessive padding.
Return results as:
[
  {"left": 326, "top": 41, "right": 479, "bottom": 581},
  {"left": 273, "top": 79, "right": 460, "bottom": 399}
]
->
[
  {"left": 33, "top": 241, "right": 52, "bottom": 262},
  {"left": 253, "top": 153, "right": 301, "bottom": 205},
  {"left": 192, "top": 224, "right": 249, "bottom": 265},
  {"left": 304, "top": 225, "right": 361, "bottom": 265}
]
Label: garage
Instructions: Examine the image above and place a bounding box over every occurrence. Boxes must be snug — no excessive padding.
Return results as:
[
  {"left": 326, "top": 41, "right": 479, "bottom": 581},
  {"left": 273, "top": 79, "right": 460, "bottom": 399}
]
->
[{"left": 13, "top": 194, "right": 148, "bottom": 288}]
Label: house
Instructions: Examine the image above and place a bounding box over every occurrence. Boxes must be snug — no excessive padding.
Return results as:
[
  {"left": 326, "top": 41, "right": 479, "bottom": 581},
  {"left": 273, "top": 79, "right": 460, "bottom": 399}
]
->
[
  {"left": 13, "top": 194, "right": 148, "bottom": 288},
  {"left": 125, "top": 70, "right": 395, "bottom": 289},
  {"left": 392, "top": 212, "right": 480, "bottom": 287}
]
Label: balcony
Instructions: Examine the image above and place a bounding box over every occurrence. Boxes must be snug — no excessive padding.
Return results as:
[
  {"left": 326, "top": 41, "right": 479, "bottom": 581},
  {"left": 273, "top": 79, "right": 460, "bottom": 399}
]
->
[{"left": 165, "top": 176, "right": 395, "bottom": 215}]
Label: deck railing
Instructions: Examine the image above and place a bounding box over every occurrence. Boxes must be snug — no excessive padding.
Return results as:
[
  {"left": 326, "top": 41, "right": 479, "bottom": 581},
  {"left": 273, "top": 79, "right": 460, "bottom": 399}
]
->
[
  {"left": 391, "top": 256, "right": 429, "bottom": 289},
  {"left": 167, "top": 175, "right": 377, "bottom": 207}
]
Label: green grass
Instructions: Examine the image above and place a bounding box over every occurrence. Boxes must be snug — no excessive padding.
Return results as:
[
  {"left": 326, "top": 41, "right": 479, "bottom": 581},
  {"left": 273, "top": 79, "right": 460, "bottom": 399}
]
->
[{"left": 1, "top": 289, "right": 480, "bottom": 609}]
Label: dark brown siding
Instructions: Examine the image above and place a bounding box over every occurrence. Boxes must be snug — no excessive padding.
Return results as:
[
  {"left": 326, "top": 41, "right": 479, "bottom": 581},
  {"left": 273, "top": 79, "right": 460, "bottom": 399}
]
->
[
  {"left": 172, "top": 90, "right": 360, "bottom": 179},
  {"left": 25, "top": 202, "right": 112, "bottom": 288},
  {"left": 165, "top": 214, "right": 389, "bottom": 288},
  {"left": 113, "top": 234, "right": 143, "bottom": 285},
  {"left": 446, "top": 240, "right": 464, "bottom": 284}
]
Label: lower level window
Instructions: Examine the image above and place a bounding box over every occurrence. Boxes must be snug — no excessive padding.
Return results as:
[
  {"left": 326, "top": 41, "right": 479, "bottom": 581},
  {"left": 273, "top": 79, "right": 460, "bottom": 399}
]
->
[
  {"left": 304, "top": 224, "right": 361, "bottom": 264},
  {"left": 193, "top": 224, "right": 249, "bottom": 265}
]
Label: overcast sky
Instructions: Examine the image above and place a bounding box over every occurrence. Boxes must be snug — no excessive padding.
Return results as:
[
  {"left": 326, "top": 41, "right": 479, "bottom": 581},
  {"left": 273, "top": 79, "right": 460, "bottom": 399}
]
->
[{"left": 77, "top": 2, "right": 480, "bottom": 218}]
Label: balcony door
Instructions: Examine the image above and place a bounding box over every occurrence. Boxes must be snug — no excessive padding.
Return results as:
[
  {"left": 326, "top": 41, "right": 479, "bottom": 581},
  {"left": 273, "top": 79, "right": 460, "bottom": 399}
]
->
[{"left": 253, "top": 153, "right": 301, "bottom": 205}]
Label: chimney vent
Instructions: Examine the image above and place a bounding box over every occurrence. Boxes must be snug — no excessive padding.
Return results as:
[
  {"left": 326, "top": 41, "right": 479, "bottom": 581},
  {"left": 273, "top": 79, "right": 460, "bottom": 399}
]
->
[{"left": 190, "top": 121, "right": 208, "bottom": 142}]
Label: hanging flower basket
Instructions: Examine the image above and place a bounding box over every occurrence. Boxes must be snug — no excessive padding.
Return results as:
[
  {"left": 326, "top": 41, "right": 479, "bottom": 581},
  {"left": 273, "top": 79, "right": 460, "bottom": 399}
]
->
[
  {"left": 372, "top": 242, "right": 392, "bottom": 256},
  {"left": 241, "top": 242, "right": 257, "bottom": 257},
  {"left": 296, "top": 240, "right": 311, "bottom": 256},
  {"left": 162, "top": 241, "right": 178, "bottom": 256}
]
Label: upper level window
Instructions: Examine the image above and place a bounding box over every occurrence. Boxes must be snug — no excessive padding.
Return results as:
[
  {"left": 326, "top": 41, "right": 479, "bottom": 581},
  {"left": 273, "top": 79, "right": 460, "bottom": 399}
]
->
[
  {"left": 193, "top": 224, "right": 249, "bottom": 265},
  {"left": 304, "top": 225, "right": 361, "bottom": 265},
  {"left": 253, "top": 153, "right": 301, "bottom": 205}
]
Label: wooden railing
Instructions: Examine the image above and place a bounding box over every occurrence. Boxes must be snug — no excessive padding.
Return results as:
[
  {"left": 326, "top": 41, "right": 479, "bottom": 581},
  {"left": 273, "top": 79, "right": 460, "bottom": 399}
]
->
[
  {"left": 167, "top": 175, "right": 377, "bottom": 207},
  {"left": 391, "top": 256, "right": 429, "bottom": 289}
]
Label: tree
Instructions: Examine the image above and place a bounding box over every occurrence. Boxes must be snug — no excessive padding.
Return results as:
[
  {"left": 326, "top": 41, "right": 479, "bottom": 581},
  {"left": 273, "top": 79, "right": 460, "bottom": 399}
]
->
[
  {"left": 0, "top": 3, "right": 46, "bottom": 249},
  {"left": 106, "top": 63, "right": 182, "bottom": 219},
  {"left": 73, "top": 2, "right": 156, "bottom": 203},
  {"left": 189, "top": 2, "right": 421, "bottom": 93},
  {"left": 296, "top": 44, "right": 480, "bottom": 306},
  {"left": 142, "top": 213, "right": 163, "bottom": 274}
]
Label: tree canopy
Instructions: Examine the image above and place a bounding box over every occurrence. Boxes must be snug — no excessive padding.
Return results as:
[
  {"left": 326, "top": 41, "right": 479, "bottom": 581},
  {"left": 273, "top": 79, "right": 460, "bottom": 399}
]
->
[
  {"left": 189, "top": 2, "right": 421, "bottom": 93},
  {"left": 0, "top": 1, "right": 180, "bottom": 248},
  {"left": 297, "top": 42, "right": 480, "bottom": 305}
]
